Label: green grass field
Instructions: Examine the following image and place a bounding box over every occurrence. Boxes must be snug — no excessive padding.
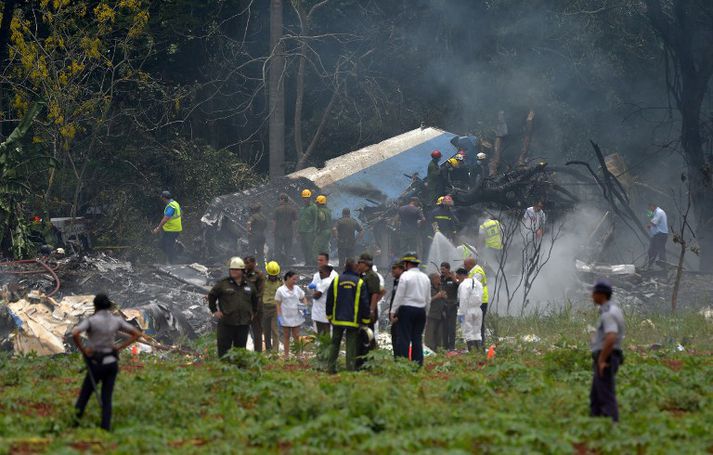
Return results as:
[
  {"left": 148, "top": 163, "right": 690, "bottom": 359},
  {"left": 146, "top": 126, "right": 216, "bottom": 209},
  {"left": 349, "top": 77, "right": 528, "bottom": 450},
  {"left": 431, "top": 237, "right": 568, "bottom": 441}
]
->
[{"left": 0, "top": 309, "right": 711, "bottom": 454}]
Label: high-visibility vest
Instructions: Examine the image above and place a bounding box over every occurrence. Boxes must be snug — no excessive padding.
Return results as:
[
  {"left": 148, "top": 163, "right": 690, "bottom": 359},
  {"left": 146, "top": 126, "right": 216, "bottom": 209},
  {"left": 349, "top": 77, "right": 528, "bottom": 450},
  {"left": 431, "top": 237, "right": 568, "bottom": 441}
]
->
[
  {"left": 480, "top": 219, "right": 503, "bottom": 250},
  {"left": 163, "top": 200, "right": 182, "bottom": 232},
  {"left": 468, "top": 265, "right": 488, "bottom": 304}
]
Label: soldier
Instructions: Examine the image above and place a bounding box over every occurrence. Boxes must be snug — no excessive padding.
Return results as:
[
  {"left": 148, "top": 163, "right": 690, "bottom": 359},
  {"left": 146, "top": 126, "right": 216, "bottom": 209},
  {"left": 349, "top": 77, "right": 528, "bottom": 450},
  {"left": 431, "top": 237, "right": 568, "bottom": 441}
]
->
[
  {"left": 207, "top": 257, "right": 258, "bottom": 357},
  {"left": 273, "top": 193, "right": 297, "bottom": 265},
  {"left": 298, "top": 189, "right": 318, "bottom": 264},
  {"left": 590, "top": 279, "right": 625, "bottom": 422},
  {"left": 247, "top": 205, "right": 267, "bottom": 266},
  {"left": 397, "top": 198, "right": 426, "bottom": 256},
  {"left": 244, "top": 256, "right": 265, "bottom": 352},
  {"left": 313, "top": 195, "right": 332, "bottom": 258},
  {"left": 333, "top": 208, "right": 363, "bottom": 267},
  {"left": 424, "top": 273, "right": 447, "bottom": 351}
]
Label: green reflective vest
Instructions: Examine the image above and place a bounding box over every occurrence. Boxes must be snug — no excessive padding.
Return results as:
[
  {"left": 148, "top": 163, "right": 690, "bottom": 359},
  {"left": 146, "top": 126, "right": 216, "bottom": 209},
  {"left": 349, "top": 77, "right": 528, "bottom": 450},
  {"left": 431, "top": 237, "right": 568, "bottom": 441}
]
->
[
  {"left": 480, "top": 219, "right": 503, "bottom": 250},
  {"left": 163, "top": 200, "right": 182, "bottom": 232}
]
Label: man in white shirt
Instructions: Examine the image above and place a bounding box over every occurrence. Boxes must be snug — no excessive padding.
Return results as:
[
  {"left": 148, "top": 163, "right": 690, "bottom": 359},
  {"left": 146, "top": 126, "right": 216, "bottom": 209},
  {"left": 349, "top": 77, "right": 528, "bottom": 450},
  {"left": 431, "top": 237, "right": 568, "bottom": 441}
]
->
[
  {"left": 646, "top": 203, "right": 668, "bottom": 268},
  {"left": 389, "top": 253, "right": 431, "bottom": 365},
  {"left": 456, "top": 268, "right": 483, "bottom": 352},
  {"left": 309, "top": 253, "right": 339, "bottom": 335},
  {"left": 523, "top": 201, "right": 546, "bottom": 239}
]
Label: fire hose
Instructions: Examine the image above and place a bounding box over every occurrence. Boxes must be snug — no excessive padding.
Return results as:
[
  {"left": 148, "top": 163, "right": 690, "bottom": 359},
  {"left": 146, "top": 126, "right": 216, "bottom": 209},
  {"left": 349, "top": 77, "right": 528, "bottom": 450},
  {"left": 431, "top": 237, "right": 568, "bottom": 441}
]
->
[{"left": 0, "top": 259, "right": 61, "bottom": 297}]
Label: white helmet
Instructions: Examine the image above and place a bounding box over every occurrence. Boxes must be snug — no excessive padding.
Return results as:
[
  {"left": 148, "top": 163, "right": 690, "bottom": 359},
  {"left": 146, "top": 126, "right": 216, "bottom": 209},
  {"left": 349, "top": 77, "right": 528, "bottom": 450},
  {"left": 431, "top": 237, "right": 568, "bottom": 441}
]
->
[
  {"left": 229, "top": 257, "right": 245, "bottom": 270},
  {"left": 476, "top": 152, "right": 487, "bottom": 160}
]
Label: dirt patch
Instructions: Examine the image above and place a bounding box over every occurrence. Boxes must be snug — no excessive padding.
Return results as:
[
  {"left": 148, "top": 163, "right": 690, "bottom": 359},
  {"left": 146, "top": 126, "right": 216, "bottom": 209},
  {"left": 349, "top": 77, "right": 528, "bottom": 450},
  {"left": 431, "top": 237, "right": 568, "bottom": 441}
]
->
[
  {"left": 573, "top": 442, "right": 599, "bottom": 455},
  {"left": 121, "top": 362, "right": 145, "bottom": 373},
  {"left": 168, "top": 438, "right": 208, "bottom": 448},
  {"left": 17, "top": 400, "right": 54, "bottom": 417},
  {"left": 9, "top": 438, "right": 49, "bottom": 455},
  {"left": 664, "top": 359, "right": 683, "bottom": 371},
  {"left": 70, "top": 440, "right": 107, "bottom": 453}
]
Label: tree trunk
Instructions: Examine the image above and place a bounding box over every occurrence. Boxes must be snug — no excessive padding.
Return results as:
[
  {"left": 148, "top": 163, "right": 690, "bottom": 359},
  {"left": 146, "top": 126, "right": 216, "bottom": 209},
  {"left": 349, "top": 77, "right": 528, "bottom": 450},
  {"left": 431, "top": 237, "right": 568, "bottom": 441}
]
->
[
  {"left": 268, "top": 0, "right": 285, "bottom": 178},
  {"left": 294, "top": 48, "right": 306, "bottom": 158}
]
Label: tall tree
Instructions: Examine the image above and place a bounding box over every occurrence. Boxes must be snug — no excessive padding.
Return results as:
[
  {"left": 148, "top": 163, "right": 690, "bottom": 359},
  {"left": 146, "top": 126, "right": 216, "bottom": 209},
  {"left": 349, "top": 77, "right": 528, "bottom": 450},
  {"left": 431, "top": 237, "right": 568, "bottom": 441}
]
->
[
  {"left": 645, "top": 0, "right": 713, "bottom": 271},
  {"left": 269, "top": 0, "right": 285, "bottom": 178}
]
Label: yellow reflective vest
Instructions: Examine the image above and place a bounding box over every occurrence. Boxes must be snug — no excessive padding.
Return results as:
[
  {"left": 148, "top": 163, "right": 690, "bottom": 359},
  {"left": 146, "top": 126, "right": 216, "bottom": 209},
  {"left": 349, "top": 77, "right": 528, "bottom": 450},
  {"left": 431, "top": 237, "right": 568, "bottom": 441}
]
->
[
  {"left": 468, "top": 264, "right": 488, "bottom": 304},
  {"left": 163, "top": 200, "right": 182, "bottom": 232},
  {"left": 480, "top": 219, "right": 503, "bottom": 250}
]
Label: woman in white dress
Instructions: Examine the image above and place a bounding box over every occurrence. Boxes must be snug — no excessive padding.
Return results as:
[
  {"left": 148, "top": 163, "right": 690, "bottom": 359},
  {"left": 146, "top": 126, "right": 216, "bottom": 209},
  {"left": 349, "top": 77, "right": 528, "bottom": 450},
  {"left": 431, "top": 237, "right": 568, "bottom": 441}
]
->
[{"left": 275, "top": 271, "right": 307, "bottom": 359}]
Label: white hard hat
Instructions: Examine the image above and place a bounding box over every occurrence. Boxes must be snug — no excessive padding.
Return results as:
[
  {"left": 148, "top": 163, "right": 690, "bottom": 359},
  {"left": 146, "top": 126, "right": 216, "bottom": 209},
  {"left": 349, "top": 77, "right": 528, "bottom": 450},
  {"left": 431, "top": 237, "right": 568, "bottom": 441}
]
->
[
  {"left": 229, "top": 257, "right": 245, "bottom": 270},
  {"left": 477, "top": 152, "right": 487, "bottom": 160}
]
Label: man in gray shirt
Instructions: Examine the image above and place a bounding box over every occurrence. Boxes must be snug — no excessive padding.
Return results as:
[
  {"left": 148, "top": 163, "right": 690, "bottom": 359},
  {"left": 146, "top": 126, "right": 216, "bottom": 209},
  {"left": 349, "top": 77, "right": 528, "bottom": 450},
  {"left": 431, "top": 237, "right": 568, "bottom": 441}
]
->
[{"left": 589, "top": 279, "right": 625, "bottom": 422}]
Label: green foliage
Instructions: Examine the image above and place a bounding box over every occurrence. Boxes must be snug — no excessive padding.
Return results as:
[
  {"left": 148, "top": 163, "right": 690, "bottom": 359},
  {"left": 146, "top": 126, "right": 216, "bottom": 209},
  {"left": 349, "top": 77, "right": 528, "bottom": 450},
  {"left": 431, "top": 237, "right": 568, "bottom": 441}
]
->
[{"left": 0, "top": 313, "right": 711, "bottom": 453}]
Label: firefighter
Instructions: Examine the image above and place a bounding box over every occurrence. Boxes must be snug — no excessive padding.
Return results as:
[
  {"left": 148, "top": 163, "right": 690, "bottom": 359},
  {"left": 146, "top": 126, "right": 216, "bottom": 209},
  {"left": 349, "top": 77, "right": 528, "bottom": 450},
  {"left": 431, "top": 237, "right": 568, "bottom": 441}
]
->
[
  {"left": 426, "top": 150, "right": 444, "bottom": 203},
  {"left": 440, "top": 262, "right": 460, "bottom": 350},
  {"left": 247, "top": 205, "right": 267, "bottom": 265},
  {"left": 313, "top": 195, "right": 332, "bottom": 258},
  {"left": 207, "top": 257, "right": 259, "bottom": 357},
  {"left": 152, "top": 191, "right": 182, "bottom": 264},
  {"left": 325, "top": 258, "right": 371, "bottom": 373},
  {"left": 262, "top": 261, "right": 282, "bottom": 353},
  {"left": 297, "top": 189, "right": 318, "bottom": 264},
  {"left": 430, "top": 195, "right": 459, "bottom": 241}
]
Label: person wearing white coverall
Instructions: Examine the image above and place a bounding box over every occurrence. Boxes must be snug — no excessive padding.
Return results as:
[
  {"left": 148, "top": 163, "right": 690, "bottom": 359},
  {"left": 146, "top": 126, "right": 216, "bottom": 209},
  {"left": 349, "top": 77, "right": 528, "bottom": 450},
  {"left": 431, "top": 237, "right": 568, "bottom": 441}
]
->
[{"left": 456, "top": 268, "right": 483, "bottom": 352}]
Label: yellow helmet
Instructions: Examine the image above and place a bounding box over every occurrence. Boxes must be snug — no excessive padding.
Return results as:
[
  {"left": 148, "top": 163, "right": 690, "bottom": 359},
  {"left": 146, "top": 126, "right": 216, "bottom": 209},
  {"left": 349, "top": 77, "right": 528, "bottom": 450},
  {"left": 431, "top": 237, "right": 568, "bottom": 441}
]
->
[
  {"left": 436, "top": 196, "right": 444, "bottom": 205},
  {"left": 229, "top": 257, "right": 245, "bottom": 270},
  {"left": 447, "top": 158, "right": 459, "bottom": 167},
  {"left": 301, "top": 189, "right": 312, "bottom": 198},
  {"left": 265, "top": 261, "right": 281, "bottom": 276},
  {"left": 316, "top": 195, "right": 327, "bottom": 205}
]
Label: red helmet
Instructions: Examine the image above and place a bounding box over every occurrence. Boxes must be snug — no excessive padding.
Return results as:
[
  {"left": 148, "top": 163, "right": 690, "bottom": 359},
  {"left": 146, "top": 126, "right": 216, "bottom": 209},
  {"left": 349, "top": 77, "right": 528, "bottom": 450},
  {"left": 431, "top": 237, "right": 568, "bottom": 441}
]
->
[
  {"left": 431, "top": 150, "right": 442, "bottom": 159},
  {"left": 443, "top": 195, "right": 454, "bottom": 205}
]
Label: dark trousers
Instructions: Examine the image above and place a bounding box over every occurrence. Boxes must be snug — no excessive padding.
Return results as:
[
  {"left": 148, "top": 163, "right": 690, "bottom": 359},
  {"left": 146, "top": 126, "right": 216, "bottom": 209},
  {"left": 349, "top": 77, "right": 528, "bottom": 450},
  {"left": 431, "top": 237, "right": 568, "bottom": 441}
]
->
[
  {"left": 390, "top": 322, "right": 399, "bottom": 357},
  {"left": 249, "top": 236, "right": 265, "bottom": 265},
  {"left": 590, "top": 353, "right": 621, "bottom": 422},
  {"left": 648, "top": 233, "right": 668, "bottom": 265},
  {"left": 160, "top": 231, "right": 180, "bottom": 264},
  {"left": 480, "top": 303, "right": 488, "bottom": 345},
  {"left": 443, "top": 303, "right": 458, "bottom": 350},
  {"left": 75, "top": 359, "right": 118, "bottom": 431},
  {"left": 299, "top": 232, "right": 314, "bottom": 263},
  {"left": 395, "top": 306, "right": 426, "bottom": 365},
  {"left": 401, "top": 233, "right": 419, "bottom": 257},
  {"left": 274, "top": 235, "right": 293, "bottom": 265},
  {"left": 338, "top": 243, "right": 355, "bottom": 268},
  {"left": 328, "top": 326, "right": 359, "bottom": 373},
  {"left": 250, "top": 306, "right": 264, "bottom": 352},
  {"left": 315, "top": 321, "right": 331, "bottom": 337},
  {"left": 217, "top": 323, "right": 250, "bottom": 358},
  {"left": 262, "top": 305, "right": 280, "bottom": 352}
]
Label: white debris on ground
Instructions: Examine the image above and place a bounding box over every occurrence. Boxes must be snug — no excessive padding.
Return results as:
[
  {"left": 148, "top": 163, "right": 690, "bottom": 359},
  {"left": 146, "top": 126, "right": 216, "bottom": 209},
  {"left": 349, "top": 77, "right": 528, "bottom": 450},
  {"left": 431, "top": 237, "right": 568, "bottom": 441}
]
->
[
  {"left": 6, "top": 293, "right": 95, "bottom": 355},
  {"left": 87, "top": 253, "right": 133, "bottom": 273},
  {"left": 521, "top": 334, "right": 541, "bottom": 343}
]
